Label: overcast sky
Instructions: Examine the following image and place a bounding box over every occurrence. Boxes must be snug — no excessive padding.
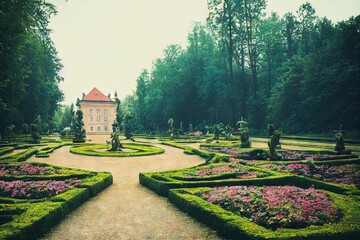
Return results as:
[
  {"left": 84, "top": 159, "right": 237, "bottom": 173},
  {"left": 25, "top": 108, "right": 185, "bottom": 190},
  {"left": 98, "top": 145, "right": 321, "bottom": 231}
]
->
[{"left": 47, "top": 0, "right": 360, "bottom": 104}]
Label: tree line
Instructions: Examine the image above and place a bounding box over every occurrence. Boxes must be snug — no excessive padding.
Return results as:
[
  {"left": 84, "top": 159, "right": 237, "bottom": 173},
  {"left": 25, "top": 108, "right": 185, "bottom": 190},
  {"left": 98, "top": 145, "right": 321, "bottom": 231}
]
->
[
  {"left": 124, "top": 0, "right": 359, "bottom": 134},
  {"left": 0, "top": 0, "right": 63, "bottom": 135}
]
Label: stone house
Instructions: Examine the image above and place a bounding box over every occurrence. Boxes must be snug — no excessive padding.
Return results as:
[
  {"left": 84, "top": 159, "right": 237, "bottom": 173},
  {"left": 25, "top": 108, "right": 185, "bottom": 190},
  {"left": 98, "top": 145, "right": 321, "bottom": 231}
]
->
[{"left": 80, "top": 87, "right": 117, "bottom": 134}]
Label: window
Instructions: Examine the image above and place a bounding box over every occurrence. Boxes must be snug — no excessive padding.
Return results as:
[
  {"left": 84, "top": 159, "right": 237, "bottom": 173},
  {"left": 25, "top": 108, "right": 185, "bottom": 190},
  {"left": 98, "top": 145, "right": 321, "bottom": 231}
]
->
[
  {"left": 104, "top": 117, "right": 108, "bottom": 122},
  {"left": 90, "top": 117, "right": 93, "bottom": 122},
  {"left": 96, "top": 109, "right": 100, "bottom": 114},
  {"left": 97, "top": 126, "right": 101, "bottom": 131},
  {"left": 90, "top": 126, "right": 93, "bottom": 131},
  {"left": 97, "top": 116, "right": 101, "bottom": 122},
  {"left": 89, "top": 109, "right": 93, "bottom": 114},
  {"left": 104, "top": 109, "right": 108, "bottom": 115},
  {"left": 104, "top": 126, "right": 108, "bottom": 132}
]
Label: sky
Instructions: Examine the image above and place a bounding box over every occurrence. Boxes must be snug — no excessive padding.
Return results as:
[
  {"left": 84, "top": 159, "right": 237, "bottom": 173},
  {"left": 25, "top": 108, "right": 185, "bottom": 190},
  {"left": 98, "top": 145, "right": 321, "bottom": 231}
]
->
[{"left": 47, "top": 0, "right": 360, "bottom": 104}]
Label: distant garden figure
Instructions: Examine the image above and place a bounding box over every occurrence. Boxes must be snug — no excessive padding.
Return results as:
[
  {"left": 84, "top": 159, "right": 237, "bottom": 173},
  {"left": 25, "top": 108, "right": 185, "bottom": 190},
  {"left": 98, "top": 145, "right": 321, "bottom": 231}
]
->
[
  {"left": 168, "top": 118, "right": 174, "bottom": 138},
  {"left": 110, "top": 121, "right": 122, "bottom": 151}
]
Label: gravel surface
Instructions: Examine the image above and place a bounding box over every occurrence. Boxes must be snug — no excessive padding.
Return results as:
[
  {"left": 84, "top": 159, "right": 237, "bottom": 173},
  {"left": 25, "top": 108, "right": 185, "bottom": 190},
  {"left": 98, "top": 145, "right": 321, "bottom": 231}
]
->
[{"left": 28, "top": 136, "right": 223, "bottom": 240}]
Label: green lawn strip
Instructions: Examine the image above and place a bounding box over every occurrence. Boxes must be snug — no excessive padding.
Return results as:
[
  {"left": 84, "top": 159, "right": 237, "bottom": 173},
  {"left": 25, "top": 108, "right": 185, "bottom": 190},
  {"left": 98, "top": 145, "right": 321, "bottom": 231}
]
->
[
  {"left": 0, "top": 148, "right": 38, "bottom": 163},
  {"left": 140, "top": 164, "right": 294, "bottom": 197},
  {"left": 169, "top": 187, "right": 360, "bottom": 240},
  {"left": 0, "top": 147, "right": 15, "bottom": 157},
  {"left": 69, "top": 143, "right": 164, "bottom": 157}
]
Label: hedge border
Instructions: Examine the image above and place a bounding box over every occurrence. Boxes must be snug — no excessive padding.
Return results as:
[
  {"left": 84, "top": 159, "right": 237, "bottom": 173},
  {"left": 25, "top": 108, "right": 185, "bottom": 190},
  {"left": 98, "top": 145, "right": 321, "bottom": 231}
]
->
[
  {"left": 69, "top": 143, "right": 165, "bottom": 157},
  {"left": 0, "top": 169, "right": 112, "bottom": 240},
  {"left": 169, "top": 187, "right": 360, "bottom": 240}
]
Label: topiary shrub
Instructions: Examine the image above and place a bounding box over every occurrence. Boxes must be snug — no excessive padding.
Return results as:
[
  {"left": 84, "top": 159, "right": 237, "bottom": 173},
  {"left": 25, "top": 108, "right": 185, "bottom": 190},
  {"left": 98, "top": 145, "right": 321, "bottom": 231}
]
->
[
  {"left": 3, "top": 125, "right": 15, "bottom": 143},
  {"left": 30, "top": 123, "right": 41, "bottom": 144},
  {"left": 267, "top": 124, "right": 281, "bottom": 158},
  {"left": 237, "top": 119, "right": 251, "bottom": 148}
]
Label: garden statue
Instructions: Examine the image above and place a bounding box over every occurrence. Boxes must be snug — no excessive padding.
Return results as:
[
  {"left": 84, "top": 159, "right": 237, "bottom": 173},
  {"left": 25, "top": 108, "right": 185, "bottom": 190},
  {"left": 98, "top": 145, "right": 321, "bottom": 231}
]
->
[
  {"left": 267, "top": 124, "right": 281, "bottom": 158},
  {"left": 334, "top": 125, "right": 346, "bottom": 153},
  {"left": 237, "top": 118, "right": 251, "bottom": 148},
  {"left": 110, "top": 121, "right": 122, "bottom": 151},
  {"left": 110, "top": 132, "right": 122, "bottom": 151}
]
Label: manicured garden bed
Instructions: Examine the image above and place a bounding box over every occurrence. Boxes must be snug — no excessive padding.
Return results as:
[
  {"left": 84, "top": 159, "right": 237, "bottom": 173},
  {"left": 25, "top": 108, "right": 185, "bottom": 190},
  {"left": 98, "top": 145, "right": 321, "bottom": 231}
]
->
[
  {"left": 0, "top": 162, "right": 113, "bottom": 240},
  {"left": 69, "top": 143, "right": 164, "bottom": 157},
  {"left": 140, "top": 163, "right": 294, "bottom": 196},
  {"left": 169, "top": 186, "right": 360, "bottom": 240}
]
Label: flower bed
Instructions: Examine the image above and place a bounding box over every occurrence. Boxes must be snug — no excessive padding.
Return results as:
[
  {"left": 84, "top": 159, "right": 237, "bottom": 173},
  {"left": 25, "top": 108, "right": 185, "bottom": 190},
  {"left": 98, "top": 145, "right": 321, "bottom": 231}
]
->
[
  {"left": 199, "top": 186, "right": 341, "bottom": 230},
  {"left": 262, "top": 163, "right": 360, "bottom": 186},
  {"left": 0, "top": 179, "right": 81, "bottom": 199},
  {"left": 0, "top": 163, "right": 54, "bottom": 176},
  {"left": 177, "top": 163, "right": 268, "bottom": 180},
  {"left": 169, "top": 187, "right": 360, "bottom": 240}
]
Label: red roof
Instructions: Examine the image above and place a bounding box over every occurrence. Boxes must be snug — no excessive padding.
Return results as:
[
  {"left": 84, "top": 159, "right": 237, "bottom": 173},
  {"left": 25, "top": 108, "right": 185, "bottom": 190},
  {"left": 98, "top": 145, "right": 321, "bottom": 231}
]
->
[{"left": 82, "top": 87, "right": 113, "bottom": 102}]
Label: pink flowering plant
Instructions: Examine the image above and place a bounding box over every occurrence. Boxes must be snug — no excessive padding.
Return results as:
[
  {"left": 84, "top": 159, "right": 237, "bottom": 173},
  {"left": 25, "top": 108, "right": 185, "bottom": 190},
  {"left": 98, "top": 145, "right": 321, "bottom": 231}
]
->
[
  {"left": 0, "top": 164, "right": 55, "bottom": 176},
  {"left": 0, "top": 179, "right": 81, "bottom": 199},
  {"left": 199, "top": 185, "right": 341, "bottom": 229},
  {"left": 262, "top": 163, "right": 360, "bottom": 186},
  {"left": 176, "top": 163, "right": 270, "bottom": 180}
]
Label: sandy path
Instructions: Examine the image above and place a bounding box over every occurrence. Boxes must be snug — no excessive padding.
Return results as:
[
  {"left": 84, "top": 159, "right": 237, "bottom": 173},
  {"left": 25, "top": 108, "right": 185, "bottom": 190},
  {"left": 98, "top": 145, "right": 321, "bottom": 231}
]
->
[{"left": 28, "top": 136, "right": 222, "bottom": 240}]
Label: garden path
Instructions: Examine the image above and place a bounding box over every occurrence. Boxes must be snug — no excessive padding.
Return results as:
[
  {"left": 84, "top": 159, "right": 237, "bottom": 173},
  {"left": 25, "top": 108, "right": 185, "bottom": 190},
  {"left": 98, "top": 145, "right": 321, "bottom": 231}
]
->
[{"left": 28, "top": 136, "right": 222, "bottom": 240}]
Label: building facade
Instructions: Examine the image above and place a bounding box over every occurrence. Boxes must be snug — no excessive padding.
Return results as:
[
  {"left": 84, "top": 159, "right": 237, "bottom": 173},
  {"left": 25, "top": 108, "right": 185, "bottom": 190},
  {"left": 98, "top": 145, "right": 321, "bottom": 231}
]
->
[{"left": 80, "top": 87, "right": 117, "bottom": 134}]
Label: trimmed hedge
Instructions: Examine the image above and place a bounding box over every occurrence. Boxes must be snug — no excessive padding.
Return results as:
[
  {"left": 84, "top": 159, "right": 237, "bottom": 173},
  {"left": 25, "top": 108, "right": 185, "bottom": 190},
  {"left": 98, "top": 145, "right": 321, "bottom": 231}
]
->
[
  {"left": 0, "top": 164, "right": 113, "bottom": 240},
  {"left": 69, "top": 143, "right": 164, "bottom": 157},
  {"left": 139, "top": 163, "right": 294, "bottom": 197},
  {"left": 35, "top": 143, "right": 69, "bottom": 158},
  {"left": 0, "top": 147, "right": 15, "bottom": 157},
  {"left": 169, "top": 187, "right": 360, "bottom": 240},
  {"left": 0, "top": 148, "right": 38, "bottom": 163}
]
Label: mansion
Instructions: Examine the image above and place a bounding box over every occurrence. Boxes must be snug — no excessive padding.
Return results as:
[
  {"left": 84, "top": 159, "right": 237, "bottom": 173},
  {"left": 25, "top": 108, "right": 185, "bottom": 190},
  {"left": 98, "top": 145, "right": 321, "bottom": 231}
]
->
[{"left": 80, "top": 87, "right": 117, "bottom": 134}]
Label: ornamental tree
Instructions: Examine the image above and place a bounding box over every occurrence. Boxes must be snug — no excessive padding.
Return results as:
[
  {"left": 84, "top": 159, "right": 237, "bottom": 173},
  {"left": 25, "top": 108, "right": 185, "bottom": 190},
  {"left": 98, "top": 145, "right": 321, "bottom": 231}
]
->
[{"left": 71, "top": 110, "right": 86, "bottom": 143}]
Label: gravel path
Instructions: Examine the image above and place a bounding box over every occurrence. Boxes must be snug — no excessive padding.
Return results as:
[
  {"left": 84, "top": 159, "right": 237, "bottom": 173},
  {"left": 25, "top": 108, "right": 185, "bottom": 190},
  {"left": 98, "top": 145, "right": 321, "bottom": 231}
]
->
[{"left": 28, "top": 136, "right": 222, "bottom": 240}]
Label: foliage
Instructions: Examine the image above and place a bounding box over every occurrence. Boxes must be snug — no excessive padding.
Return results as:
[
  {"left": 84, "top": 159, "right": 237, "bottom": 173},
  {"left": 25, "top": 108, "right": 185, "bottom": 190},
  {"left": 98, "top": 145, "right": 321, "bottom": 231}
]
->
[
  {"left": 0, "top": 0, "right": 64, "bottom": 133},
  {"left": 3, "top": 124, "right": 15, "bottom": 143}
]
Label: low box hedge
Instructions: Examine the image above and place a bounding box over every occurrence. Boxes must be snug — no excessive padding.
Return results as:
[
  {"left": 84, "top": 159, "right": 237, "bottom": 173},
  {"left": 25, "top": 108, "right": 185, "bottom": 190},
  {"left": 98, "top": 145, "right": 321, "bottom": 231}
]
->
[
  {"left": 169, "top": 187, "right": 360, "bottom": 240},
  {"left": 0, "top": 165, "right": 113, "bottom": 240},
  {"left": 0, "top": 148, "right": 38, "bottom": 163},
  {"left": 140, "top": 163, "right": 294, "bottom": 197}
]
